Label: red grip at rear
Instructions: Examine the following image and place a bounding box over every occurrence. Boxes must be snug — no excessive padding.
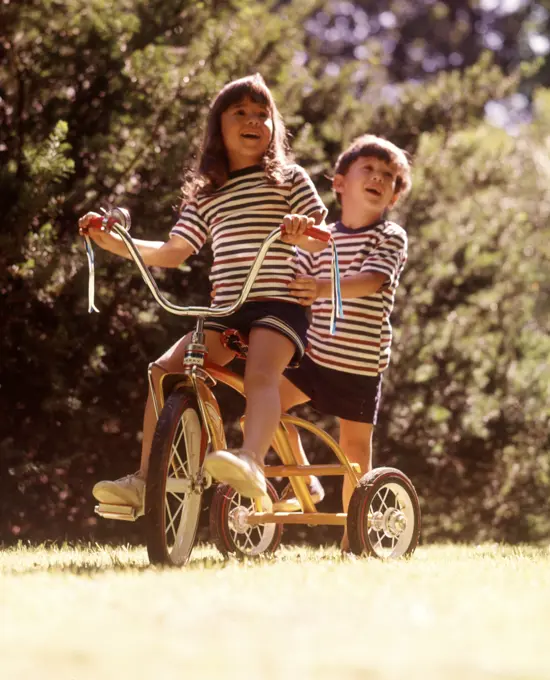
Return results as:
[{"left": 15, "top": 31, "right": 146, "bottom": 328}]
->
[{"left": 304, "top": 225, "right": 331, "bottom": 242}]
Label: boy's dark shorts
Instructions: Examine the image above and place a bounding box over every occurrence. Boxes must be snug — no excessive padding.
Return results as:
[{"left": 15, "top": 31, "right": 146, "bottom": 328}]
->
[
  {"left": 284, "top": 354, "right": 382, "bottom": 424},
  {"left": 205, "top": 300, "right": 308, "bottom": 367}
]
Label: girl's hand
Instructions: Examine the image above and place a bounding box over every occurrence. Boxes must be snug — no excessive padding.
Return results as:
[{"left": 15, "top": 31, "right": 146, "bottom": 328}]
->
[
  {"left": 78, "top": 212, "right": 102, "bottom": 235},
  {"left": 281, "top": 214, "right": 316, "bottom": 244},
  {"left": 288, "top": 275, "right": 320, "bottom": 306},
  {"left": 88, "top": 228, "right": 119, "bottom": 250},
  {"left": 78, "top": 212, "right": 117, "bottom": 250}
]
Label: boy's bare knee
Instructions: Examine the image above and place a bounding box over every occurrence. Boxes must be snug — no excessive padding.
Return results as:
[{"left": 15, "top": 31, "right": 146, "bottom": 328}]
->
[{"left": 341, "top": 438, "right": 371, "bottom": 465}]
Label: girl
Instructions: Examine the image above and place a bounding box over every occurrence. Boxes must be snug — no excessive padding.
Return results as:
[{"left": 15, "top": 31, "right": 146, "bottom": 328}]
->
[{"left": 79, "top": 74, "right": 328, "bottom": 506}]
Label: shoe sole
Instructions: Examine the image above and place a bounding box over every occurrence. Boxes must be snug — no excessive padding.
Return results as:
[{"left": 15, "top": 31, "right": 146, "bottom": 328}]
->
[
  {"left": 273, "top": 494, "right": 323, "bottom": 512},
  {"left": 204, "top": 455, "right": 266, "bottom": 498}
]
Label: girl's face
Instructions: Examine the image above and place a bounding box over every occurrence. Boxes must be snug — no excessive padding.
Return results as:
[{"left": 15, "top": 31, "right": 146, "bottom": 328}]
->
[{"left": 220, "top": 96, "right": 273, "bottom": 170}]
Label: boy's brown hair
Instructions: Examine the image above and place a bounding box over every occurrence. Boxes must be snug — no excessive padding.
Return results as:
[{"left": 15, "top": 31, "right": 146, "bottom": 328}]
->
[{"left": 334, "top": 134, "right": 412, "bottom": 199}]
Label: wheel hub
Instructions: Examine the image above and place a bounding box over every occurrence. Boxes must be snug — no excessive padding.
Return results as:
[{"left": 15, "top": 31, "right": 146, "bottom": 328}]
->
[
  {"left": 228, "top": 506, "right": 250, "bottom": 534},
  {"left": 384, "top": 508, "right": 407, "bottom": 537}
]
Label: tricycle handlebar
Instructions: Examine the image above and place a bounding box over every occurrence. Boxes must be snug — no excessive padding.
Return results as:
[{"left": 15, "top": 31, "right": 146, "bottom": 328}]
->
[{"left": 83, "top": 208, "right": 332, "bottom": 319}]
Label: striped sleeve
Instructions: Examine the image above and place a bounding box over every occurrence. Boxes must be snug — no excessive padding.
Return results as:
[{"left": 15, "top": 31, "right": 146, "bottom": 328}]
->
[
  {"left": 288, "top": 165, "right": 328, "bottom": 220},
  {"left": 295, "top": 247, "right": 316, "bottom": 276},
  {"left": 360, "top": 226, "right": 408, "bottom": 286},
  {"left": 169, "top": 201, "right": 208, "bottom": 253}
]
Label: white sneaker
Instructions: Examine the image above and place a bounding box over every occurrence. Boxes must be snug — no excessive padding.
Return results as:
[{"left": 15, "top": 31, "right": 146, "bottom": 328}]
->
[
  {"left": 273, "top": 476, "right": 325, "bottom": 512},
  {"left": 92, "top": 472, "right": 145, "bottom": 511},
  {"left": 204, "top": 449, "right": 267, "bottom": 498}
]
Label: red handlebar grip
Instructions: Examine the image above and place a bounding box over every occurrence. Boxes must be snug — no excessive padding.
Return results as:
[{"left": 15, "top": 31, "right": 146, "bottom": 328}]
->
[
  {"left": 89, "top": 216, "right": 104, "bottom": 230},
  {"left": 304, "top": 225, "right": 331, "bottom": 242}
]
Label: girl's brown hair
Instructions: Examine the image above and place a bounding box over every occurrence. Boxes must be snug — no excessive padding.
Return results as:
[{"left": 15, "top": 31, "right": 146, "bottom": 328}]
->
[{"left": 181, "top": 74, "right": 292, "bottom": 202}]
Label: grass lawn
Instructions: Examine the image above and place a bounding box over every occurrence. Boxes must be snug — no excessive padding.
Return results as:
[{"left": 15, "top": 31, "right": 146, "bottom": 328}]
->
[{"left": 1, "top": 542, "right": 549, "bottom": 680}]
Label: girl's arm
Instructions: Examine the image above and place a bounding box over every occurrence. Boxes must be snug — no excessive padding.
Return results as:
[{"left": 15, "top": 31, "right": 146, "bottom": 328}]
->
[
  {"left": 289, "top": 271, "right": 387, "bottom": 305},
  {"left": 80, "top": 213, "right": 194, "bottom": 268},
  {"left": 281, "top": 210, "right": 329, "bottom": 253},
  {"left": 91, "top": 231, "right": 194, "bottom": 268}
]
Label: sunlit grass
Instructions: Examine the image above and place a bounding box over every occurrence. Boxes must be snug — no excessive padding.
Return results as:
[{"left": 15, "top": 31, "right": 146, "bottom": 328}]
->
[{"left": 1, "top": 543, "right": 550, "bottom": 680}]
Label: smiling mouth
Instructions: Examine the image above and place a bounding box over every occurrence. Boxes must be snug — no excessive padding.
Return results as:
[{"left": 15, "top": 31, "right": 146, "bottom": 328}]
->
[
  {"left": 365, "top": 187, "right": 382, "bottom": 196},
  {"left": 241, "top": 132, "right": 261, "bottom": 139}
]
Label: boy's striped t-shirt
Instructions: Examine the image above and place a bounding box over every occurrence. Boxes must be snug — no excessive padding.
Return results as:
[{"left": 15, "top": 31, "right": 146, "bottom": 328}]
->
[
  {"left": 170, "top": 164, "right": 327, "bottom": 306},
  {"left": 297, "top": 220, "right": 408, "bottom": 376}
]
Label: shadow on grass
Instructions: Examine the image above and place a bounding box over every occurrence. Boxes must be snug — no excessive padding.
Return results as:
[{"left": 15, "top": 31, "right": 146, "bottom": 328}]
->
[
  {"left": 1, "top": 539, "right": 355, "bottom": 576},
  {"left": 1, "top": 554, "right": 235, "bottom": 576}
]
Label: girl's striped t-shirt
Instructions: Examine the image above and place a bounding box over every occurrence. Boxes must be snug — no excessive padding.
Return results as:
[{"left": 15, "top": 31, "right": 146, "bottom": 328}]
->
[
  {"left": 297, "top": 220, "right": 408, "bottom": 376},
  {"left": 170, "top": 164, "right": 327, "bottom": 306}
]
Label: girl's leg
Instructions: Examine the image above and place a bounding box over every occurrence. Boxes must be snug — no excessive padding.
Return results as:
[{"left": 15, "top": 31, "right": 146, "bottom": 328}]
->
[
  {"left": 139, "top": 329, "right": 235, "bottom": 476},
  {"left": 93, "top": 330, "right": 234, "bottom": 506},
  {"left": 204, "top": 328, "right": 296, "bottom": 497},
  {"left": 241, "top": 327, "right": 296, "bottom": 465},
  {"left": 339, "top": 418, "right": 373, "bottom": 551}
]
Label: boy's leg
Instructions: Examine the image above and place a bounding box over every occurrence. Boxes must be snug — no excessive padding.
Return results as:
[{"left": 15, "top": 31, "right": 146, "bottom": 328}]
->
[
  {"left": 339, "top": 418, "right": 373, "bottom": 551},
  {"left": 279, "top": 376, "right": 310, "bottom": 467},
  {"left": 273, "top": 377, "right": 325, "bottom": 510}
]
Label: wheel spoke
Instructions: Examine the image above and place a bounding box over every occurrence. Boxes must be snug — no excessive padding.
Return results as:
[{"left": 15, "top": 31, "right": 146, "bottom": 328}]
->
[
  {"left": 165, "top": 494, "right": 185, "bottom": 541},
  {"left": 164, "top": 499, "right": 176, "bottom": 541},
  {"left": 378, "top": 486, "right": 391, "bottom": 511},
  {"left": 170, "top": 424, "right": 186, "bottom": 473}
]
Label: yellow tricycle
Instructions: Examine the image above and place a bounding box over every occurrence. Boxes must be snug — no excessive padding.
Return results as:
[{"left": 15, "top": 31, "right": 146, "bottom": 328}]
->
[{"left": 83, "top": 208, "right": 421, "bottom": 565}]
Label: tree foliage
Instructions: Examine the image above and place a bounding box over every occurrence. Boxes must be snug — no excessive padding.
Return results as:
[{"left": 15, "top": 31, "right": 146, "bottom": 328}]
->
[{"left": 0, "top": 0, "right": 548, "bottom": 546}]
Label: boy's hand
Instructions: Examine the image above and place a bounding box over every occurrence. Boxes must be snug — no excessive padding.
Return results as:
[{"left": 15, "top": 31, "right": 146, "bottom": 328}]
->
[
  {"left": 281, "top": 214, "right": 316, "bottom": 244},
  {"left": 288, "top": 275, "right": 320, "bottom": 306}
]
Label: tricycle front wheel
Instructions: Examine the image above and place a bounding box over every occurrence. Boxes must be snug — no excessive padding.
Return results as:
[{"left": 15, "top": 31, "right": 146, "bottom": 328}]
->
[{"left": 145, "top": 388, "right": 206, "bottom": 566}]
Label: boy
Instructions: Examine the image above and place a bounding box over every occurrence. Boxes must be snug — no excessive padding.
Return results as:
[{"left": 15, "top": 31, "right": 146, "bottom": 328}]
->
[{"left": 276, "top": 134, "right": 412, "bottom": 551}]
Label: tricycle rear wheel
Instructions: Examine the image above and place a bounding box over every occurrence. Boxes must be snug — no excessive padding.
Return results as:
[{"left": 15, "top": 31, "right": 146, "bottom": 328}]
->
[
  {"left": 209, "top": 480, "right": 283, "bottom": 559},
  {"left": 347, "top": 467, "right": 421, "bottom": 559}
]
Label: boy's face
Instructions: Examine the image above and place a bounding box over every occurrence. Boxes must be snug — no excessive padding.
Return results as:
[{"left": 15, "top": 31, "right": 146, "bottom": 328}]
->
[{"left": 333, "top": 155, "right": 399, "bottom": 216}]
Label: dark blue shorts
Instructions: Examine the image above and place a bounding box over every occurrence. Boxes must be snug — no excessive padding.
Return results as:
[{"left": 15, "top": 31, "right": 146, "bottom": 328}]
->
[
  {"left": 205, "top": 300, "right": 309, "bottom": 367},
  {"left": 284, "top": 354, "right": 382, "bottom": 424}
]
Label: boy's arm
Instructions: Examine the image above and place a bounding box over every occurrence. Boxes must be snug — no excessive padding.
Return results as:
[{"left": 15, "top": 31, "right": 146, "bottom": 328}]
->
[{"left": 289, "top": 271, "right": 387, "bottom": 305}]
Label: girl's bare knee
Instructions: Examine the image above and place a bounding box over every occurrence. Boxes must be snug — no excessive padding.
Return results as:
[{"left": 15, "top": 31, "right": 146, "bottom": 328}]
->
[{"left": 244, "top": 367, "right": 279, "bottom": 393}]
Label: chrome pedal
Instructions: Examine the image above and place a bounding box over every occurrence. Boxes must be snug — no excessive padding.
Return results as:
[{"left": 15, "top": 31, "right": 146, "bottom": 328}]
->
[{"left": 94, "top": 503, "right": 140, "bottom": 521}]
